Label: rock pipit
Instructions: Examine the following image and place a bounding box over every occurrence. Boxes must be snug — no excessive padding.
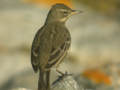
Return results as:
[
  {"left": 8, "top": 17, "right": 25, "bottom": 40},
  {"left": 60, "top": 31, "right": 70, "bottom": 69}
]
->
[{"left": 31, "top": 3, "right": 82, "bottom": 90}]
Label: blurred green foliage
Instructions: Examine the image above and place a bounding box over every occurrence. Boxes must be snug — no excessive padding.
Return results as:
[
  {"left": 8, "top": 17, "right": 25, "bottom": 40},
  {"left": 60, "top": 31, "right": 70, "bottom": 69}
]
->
[{"left": 76, "top": 0, "right": 120, "bottom": 17}]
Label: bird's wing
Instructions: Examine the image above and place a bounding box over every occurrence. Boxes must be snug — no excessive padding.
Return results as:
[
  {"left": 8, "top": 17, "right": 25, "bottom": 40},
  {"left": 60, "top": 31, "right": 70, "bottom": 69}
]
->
[
  {"left": 46, "top": 39, "right": 71, "bottom": 69},
  {"left": 31, "top": 28, "right": 44, "bottom": 73},
  {"left": 45, "top": 27, "right": 71, "bottom": 69},
  {"left": 31, "top": 26, "right": 53, "bottom": 72}
]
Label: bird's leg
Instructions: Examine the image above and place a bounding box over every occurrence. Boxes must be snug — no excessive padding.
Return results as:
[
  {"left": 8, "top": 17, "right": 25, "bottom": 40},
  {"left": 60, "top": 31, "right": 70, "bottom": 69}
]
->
[
  {"left": 56, "top": 68, "right": 65, "bottom": 75},
  {"left": 56, "top": 68, "right": 73, "bottom": 77}
]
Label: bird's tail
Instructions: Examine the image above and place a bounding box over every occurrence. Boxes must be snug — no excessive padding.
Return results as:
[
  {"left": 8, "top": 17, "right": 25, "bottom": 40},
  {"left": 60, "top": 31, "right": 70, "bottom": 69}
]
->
[
  {"left": 38, "top": 69, "right": 45, "bottom": 90},
  {"left": 45, "top": 70, "right": 50, "bottom": 90},
  {"left": 38, "top": 69, "right": 51, "bottom": 90}
]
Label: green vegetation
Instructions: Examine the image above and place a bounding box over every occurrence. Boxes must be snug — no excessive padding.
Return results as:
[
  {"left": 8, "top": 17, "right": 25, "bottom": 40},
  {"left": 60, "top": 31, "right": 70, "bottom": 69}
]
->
[{"left": 76, "top": 0, "right": 120, "bottom": 17}]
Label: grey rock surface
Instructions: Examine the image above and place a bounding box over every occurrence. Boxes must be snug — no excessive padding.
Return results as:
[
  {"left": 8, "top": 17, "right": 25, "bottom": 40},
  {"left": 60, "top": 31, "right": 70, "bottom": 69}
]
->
[{"left": 52, "top": 75, "right": 80, "bottom": 90}]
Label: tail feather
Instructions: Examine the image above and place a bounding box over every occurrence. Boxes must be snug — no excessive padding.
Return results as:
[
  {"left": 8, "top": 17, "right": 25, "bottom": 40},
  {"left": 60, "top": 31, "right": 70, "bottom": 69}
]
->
[
  {"left": 38, "top": 69, "right": 51, "bottom": 90},
  {"left": 46, "top": 70, "right": 51, "bottom": 90},
  {"left": 38, "top": 69, "right": 46, "bottom": 90}
]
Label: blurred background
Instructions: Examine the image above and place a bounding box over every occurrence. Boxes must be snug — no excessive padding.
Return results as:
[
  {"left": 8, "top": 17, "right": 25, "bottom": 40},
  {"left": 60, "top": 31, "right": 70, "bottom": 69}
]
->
[{"left": 0, "top": 0, "right": 120, "bottom": 90}]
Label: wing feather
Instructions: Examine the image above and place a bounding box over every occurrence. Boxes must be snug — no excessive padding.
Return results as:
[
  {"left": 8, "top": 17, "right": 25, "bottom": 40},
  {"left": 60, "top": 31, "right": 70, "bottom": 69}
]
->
[
  {"left": 31, "top": 27, "right": 45, "bottom": 72},
  {"left": 46, "top": 36, "right": 71, "bottom": 69}
]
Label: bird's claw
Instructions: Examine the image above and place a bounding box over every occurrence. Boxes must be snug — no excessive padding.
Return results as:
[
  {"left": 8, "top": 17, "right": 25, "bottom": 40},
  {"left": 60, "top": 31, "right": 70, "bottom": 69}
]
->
[
  {"left": 58, "top": 71, "right": 73, "bottom": 78},
  {"left": 52, "top": 71, "right": 73, "bottom": 85}
]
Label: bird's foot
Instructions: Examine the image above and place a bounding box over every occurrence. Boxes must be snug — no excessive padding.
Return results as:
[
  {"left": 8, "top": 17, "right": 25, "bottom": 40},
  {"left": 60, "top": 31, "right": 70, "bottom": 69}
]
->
[
  {"left": 56, "top": 69, "right": 65, "bottom": 75},
  {"left": 52, "top": 71, "right": 73, "bottom": 85},
  {"left": 57, "top": 69, "right": 72, "bottom": 77}
]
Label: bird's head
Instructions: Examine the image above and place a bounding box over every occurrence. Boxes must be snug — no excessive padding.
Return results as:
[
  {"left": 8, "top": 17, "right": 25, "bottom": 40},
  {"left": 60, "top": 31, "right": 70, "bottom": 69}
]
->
[{"left": 46, "top": 3, "right": 82, "bottom": 24}]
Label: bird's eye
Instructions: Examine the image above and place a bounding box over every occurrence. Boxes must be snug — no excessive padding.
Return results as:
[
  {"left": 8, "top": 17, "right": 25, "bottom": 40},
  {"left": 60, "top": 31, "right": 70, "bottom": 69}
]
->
[
  {"left": 63, "top": 11, "right": 68, "bottom": 14},
  {"left": 60, "top": 9, "right": 68, "bottom": 14}
]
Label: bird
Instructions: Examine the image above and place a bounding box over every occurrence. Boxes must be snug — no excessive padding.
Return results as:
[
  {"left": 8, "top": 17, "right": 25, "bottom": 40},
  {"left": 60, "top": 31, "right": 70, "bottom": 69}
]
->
[{"left": 31, "top": 3, "right": 82, "bottom": 90}]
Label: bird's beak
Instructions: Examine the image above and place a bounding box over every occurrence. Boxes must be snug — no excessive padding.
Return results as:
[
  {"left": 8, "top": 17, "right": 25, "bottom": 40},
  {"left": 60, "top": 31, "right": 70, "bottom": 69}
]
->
[{"left": 71, "top": 10, "right": 83, "bottom": 15}]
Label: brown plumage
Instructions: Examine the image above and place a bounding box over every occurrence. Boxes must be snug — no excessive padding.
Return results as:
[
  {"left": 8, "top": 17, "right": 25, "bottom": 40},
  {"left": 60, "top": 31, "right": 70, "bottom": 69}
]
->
[{"left": 31, "top": 3, "right": 81, "bottom": 90}]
